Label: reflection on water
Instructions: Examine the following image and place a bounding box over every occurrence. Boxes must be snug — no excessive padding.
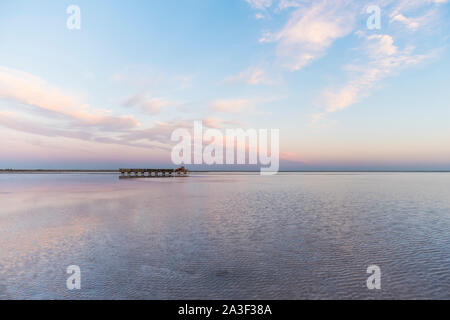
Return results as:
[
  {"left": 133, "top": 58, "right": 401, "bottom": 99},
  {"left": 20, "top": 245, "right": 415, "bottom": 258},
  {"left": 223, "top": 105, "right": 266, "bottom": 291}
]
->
[{"left": 0, "top": 173, "right": 449, "bottom": 299}]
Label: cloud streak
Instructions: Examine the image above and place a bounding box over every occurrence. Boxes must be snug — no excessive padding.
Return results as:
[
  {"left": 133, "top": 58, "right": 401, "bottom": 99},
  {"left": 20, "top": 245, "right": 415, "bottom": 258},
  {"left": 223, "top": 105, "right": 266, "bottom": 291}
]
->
[
  {"left": 246, "top": 0, "right": 447, "bottom": 122},
  {"left": 224, "top": 67, "right": 274, "bottom": 85},
  {"left": 0, "top": 110, "right": 166, "bottom": 150},
  {"left": 0, "top": 111, "right": 93, "bottom": 140},
  {"left": 260, "top": 0, "right": 357, "bottom": 71},
  {"left": 246, "top": 0, "right": 273, "bottom": 10},
  {"left": 0, "top": 67, "right": 139, "bottom": 130},
  {"left": 122, "top": 93, "right": 170, "bottom": 115},
  {"left": 313, "top": 34, "right": 435, "bottom": 122},
  {"left": 211, "top": 98, "right": 253, "bottom": 113}
]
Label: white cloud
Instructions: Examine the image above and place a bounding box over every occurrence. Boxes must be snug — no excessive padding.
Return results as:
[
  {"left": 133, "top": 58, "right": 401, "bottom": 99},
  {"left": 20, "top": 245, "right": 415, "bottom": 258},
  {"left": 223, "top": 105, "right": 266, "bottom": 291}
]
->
[
  {"left": 263, "top": 0, "right": 357, "bottom": 71},
  {"left": 203, "top": 117, "right": 240, "bottom": 129},
  {"left": 119, "top": 117, "right": 238, "bottom": 145},
  {"left": 211, "top": 95, "right": 282, "bottom": 114},
  {"left": 224, "top": 67, "right": 273, "bottom": 85},
  {"left": 244, "top": 0, "right": 446, "bottom": 122},
  {"left": 122, "top": 93, "right": 169, "bottom": 115},
  {"left": 277, "top": 0, "right": 302, "bottom": 10},
  {"left": 211, "top": 98, "right": 251, "bottom": 113},
  {"left": 321, "top": 34, "right": 433, "bottom": 114},
  {"left": 140, "top": 98, "right": 169, "bottom": 114},
  {"left": 246, "top": 0, "right": 273, "bottom": 10},
  {"left": 391, "top": 14, "right": 421, "bottom": 30},
  {"left": 176, "top": 74, "right": 195, "bottom": 89},
  {"left": 366, "top": 34, "right": 398, "bottom": 57},
  {"left": 388, "top": 0, "right": 448, "bottom": 31}
]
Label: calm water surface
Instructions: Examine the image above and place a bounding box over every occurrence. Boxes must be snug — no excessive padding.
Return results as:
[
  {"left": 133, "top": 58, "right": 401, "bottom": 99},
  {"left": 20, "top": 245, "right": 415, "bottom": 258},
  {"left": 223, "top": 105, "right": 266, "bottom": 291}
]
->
[{"left": 0, "top": 173, "right": 449, "bottom": 299}]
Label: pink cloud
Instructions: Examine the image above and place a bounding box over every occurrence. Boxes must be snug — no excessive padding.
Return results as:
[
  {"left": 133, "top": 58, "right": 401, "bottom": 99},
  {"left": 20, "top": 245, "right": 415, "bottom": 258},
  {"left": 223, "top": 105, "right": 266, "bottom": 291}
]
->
[
  {"left": 122, "top": 93, "right": 169, "bottom": 115},
  {"left": 211, "top": 98, "right": 253, "bottom": 113},
  {"left": 0, "top": 66, "right": 139, "bottom": 130}
]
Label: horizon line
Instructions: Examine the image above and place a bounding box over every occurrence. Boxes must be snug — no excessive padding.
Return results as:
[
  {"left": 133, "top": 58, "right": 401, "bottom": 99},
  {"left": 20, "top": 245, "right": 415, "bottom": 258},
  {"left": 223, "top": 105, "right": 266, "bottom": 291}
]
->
[{"left": 1, "top": 169, "right": 450, "bottom": 173}]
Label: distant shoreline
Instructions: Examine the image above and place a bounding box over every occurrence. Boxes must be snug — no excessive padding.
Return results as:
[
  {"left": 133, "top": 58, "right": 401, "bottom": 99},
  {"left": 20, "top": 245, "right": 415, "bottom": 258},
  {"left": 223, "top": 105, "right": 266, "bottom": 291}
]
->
[
  {"left": 0, "top": 169, "right": 118, "bottom": 173},
  {"left": 1, "top": 169, "right": 450, "bottom": 173}
]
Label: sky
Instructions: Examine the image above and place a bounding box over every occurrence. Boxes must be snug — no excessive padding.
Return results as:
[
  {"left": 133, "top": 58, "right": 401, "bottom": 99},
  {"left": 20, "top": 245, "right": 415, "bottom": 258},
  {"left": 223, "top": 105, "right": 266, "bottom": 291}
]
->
[{"left": 0, "top": 0, "right": 449, "bottom": 170}]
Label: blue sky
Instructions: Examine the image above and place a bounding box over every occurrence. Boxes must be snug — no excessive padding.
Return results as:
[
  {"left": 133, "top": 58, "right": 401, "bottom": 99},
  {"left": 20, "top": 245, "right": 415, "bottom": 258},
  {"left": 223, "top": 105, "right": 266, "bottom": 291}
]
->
[{"left": 0, "top": 0, "right": 449, "bottom": 170}]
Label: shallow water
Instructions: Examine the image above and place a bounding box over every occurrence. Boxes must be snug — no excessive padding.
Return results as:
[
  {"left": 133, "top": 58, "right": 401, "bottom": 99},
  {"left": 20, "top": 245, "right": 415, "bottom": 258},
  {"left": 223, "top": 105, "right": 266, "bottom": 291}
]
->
[{"left": 0, "top": 172, "right": 449, "bottom": 299}]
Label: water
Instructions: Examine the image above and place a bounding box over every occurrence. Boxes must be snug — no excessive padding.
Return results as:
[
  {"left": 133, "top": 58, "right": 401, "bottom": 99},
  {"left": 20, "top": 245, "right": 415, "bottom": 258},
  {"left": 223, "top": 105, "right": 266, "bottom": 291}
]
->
[{"left": 0, "top": 172, "right": 449, "bottom": 299}]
